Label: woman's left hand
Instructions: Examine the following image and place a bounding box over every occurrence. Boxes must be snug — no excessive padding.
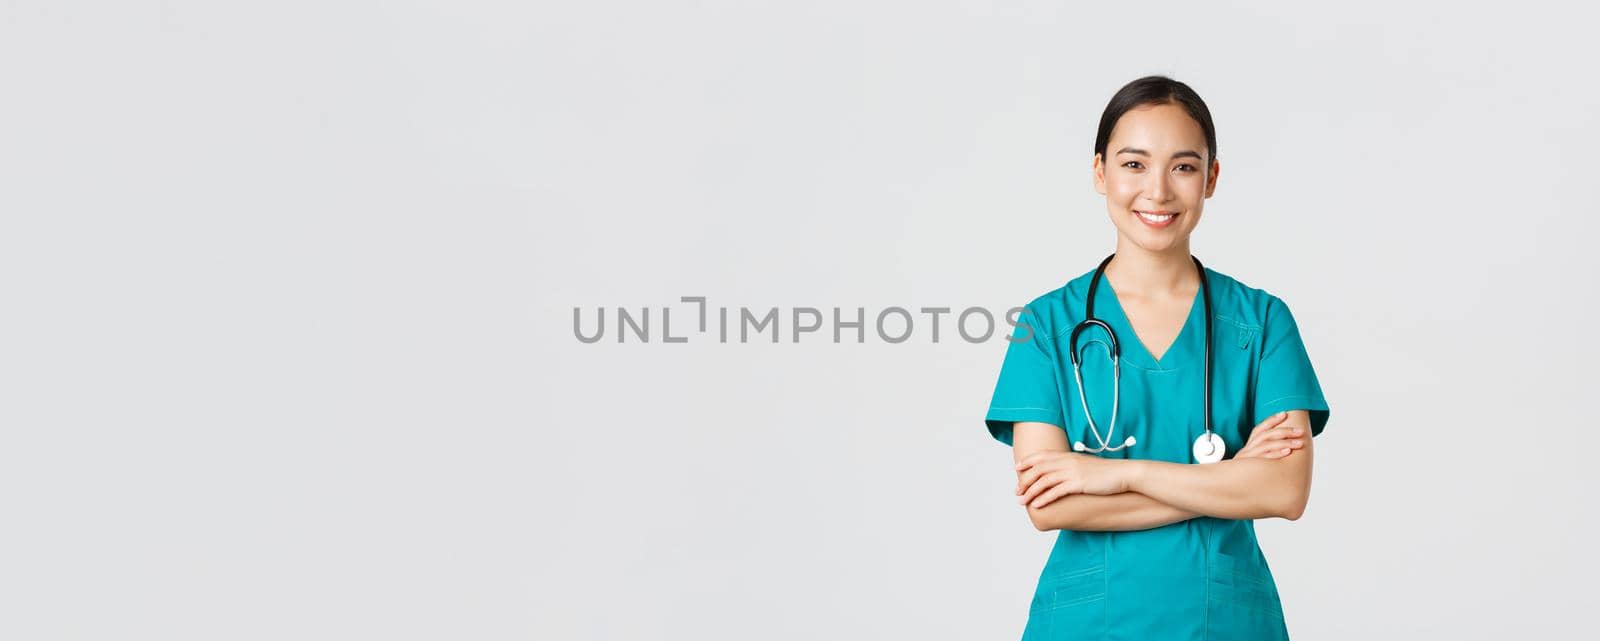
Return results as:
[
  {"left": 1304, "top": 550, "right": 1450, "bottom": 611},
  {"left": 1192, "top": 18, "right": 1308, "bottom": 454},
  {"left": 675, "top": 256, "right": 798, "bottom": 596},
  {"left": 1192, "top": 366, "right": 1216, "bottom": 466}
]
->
[{"left": 1014, "top": 451, "right": 1134, "bottom": 508}]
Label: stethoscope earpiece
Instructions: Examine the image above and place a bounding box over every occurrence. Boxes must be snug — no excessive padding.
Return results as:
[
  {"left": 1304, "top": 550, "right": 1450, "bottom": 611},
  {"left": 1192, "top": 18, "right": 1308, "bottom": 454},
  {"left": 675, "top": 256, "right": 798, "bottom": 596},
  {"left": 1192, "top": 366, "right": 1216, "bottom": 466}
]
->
[{"left": 1071, "top": 437, "right": 1130, "bottom": 452}]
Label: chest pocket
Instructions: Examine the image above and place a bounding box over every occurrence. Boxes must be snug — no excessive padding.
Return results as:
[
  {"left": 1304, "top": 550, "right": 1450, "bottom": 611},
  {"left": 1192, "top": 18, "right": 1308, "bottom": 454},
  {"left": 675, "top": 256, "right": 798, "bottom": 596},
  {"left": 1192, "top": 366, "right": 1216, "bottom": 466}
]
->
[
  {"left": 1210, "top": 314, "right": 1264, "bottom": 455},
  {"left": 1233, "top": 323, "right": 1256, "bottom": 350}
]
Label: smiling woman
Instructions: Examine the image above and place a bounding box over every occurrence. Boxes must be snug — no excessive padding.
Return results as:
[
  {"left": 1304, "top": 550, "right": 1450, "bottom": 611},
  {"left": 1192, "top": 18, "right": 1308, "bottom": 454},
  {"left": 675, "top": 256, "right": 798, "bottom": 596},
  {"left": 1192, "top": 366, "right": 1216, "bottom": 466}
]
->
[
  {"left": 1092, "top": 85, "right": 1217, "bottom": 259},
  {"left": 982, "top": 75, "right": 1331, "bottom": 641}
]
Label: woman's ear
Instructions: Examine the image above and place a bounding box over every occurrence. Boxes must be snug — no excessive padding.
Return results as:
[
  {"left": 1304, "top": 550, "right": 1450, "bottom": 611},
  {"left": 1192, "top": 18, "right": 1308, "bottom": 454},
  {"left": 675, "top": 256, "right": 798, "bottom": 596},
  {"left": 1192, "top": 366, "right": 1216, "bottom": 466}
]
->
[
  {"left": 1203, "top": 158, "right": 1221, "bottom": 198},
  {"left": 1092, "top": 154, "right": 1107, "bottom": 195}
]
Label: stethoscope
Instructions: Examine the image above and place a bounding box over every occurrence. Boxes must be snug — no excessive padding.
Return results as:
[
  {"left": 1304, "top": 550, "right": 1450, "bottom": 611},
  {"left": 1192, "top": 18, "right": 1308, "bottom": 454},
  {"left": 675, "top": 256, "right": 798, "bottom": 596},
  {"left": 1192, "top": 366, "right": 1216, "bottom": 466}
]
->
[{"left": 1067, "top": 253, "right": 1227, "bottom": 464}]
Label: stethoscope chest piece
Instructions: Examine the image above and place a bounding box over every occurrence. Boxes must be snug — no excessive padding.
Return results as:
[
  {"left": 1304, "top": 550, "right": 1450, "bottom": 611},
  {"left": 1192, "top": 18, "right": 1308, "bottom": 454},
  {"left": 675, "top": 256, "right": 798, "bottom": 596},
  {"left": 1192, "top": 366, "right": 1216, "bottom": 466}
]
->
[{"left": 1192, "top": 431, "right": 1226, "bottom": 464}]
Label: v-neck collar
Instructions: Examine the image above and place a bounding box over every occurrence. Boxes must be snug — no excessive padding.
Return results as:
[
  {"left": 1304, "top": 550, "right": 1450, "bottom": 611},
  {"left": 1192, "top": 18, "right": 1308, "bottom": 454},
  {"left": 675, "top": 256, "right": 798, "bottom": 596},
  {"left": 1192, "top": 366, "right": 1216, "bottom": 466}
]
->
[{"left": 1092, "top": 268, "right": 1206, "bottom": 371}]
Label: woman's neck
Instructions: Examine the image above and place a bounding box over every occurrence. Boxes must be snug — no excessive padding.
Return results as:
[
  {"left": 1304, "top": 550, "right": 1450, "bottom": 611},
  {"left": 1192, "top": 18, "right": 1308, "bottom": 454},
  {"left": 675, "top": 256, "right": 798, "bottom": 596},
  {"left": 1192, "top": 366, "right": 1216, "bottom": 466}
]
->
[{"left": 1103, "top": 238, "right": 1197, "bottom": 297}]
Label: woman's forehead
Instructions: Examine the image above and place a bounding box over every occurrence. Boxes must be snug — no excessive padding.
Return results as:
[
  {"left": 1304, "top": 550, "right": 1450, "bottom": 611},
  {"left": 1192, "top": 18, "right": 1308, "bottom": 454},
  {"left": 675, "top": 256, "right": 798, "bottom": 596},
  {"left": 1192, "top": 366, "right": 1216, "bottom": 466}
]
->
[{"left": 1109, "top": 104, "right": 1206, "bottom": 150}]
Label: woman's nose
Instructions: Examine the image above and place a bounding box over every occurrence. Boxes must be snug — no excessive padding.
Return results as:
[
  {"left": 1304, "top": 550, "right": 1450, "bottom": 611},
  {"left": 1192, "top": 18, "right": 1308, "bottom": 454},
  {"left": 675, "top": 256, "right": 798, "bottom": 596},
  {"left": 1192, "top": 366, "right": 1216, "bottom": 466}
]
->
[{"left": 1146, "top": 174, "right": 1170, "bottom": 201}]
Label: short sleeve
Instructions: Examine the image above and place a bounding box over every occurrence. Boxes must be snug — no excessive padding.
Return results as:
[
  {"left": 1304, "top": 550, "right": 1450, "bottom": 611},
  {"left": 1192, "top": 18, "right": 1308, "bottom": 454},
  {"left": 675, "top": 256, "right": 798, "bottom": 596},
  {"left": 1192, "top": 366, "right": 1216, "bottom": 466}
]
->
[
  {"left": 1252, "top": 296, "right": 1331, "bottom": 436},
  {"left": 983, "top": 308, "right": 1066, "bottom": 446}
]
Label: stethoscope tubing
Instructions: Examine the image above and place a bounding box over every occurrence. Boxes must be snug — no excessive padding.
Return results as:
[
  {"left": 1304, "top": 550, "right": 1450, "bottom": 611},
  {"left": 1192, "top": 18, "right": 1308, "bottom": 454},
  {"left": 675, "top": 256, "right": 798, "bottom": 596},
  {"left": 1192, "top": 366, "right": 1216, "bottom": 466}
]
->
[{"left": 1070, "top": 253, "right": 1217, "bottom": 455}]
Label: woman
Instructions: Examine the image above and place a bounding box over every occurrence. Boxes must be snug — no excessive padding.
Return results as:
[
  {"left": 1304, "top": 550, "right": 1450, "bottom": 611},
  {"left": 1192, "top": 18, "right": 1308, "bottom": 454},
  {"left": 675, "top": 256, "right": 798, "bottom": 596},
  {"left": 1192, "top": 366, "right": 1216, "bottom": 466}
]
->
[{"left": 983, "top": 75, "right": 1331, "bottom": 640}]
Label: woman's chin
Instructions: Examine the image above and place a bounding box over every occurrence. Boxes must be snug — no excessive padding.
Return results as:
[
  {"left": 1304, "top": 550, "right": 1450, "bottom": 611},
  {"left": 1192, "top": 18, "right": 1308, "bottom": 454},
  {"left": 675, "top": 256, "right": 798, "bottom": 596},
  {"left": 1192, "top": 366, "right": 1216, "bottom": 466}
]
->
[{"left": 1121, "top": 230, "right": 1191, "bottom": 254}]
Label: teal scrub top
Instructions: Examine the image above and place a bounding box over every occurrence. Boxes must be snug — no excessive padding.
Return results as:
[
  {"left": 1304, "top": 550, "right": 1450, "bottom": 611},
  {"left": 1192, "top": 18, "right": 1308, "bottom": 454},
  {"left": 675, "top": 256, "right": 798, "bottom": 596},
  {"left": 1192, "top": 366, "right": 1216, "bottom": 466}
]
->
[{"left": 985, "top": 265, "right": 1330, "bottom": 641}]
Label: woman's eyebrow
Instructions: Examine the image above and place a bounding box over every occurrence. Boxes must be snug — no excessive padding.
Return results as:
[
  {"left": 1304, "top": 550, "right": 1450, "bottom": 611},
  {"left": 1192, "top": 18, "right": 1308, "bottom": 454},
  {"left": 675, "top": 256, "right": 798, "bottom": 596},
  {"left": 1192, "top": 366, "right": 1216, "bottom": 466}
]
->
[{"left": 1115, "top": 147, "right": 1204, "bottom": 161}]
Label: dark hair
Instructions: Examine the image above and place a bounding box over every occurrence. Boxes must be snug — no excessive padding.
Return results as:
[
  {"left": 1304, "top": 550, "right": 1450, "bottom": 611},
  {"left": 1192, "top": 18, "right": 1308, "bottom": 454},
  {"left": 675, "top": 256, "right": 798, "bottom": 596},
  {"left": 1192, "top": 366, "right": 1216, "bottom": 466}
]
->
[{"left": 1093, "top": 75, "right": 1217, "bottom": 168}]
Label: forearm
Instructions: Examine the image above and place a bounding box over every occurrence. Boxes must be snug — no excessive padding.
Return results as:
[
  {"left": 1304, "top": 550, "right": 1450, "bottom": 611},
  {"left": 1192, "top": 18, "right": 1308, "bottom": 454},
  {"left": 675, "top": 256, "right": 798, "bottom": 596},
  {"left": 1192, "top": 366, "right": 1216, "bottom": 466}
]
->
[
  {"left": 1029, "top": 491, "right": 1199, "bottom": 532},
  {"left": 1127, "top": 458, "right": 1305, "bottom": 520}
]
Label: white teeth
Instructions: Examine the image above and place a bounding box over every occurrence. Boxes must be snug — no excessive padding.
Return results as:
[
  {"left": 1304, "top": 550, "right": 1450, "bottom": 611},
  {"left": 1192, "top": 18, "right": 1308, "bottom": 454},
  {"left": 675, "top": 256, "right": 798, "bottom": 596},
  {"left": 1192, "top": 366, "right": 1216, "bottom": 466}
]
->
[{"left": 1137, "top": 211, "right": 1175, "bottom": 223}]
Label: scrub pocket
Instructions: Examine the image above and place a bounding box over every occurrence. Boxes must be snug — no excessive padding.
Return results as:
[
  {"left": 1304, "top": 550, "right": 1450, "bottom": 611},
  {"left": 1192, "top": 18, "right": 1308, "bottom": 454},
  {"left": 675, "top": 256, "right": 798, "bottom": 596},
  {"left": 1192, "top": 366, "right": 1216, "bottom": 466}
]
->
[
  {"left": 1205, "top": 552, "right": 1289, "bottom": 641},
  {"left": 1023, "top": 564, "right": 1107, "bottom": 640}
]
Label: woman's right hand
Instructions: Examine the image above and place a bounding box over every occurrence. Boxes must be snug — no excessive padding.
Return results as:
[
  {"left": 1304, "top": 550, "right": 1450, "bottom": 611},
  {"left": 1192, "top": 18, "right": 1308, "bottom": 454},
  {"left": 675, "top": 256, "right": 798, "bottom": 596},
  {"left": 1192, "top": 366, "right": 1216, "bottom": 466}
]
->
[{"left": 1233, "top": 411, "right": 1307, "bottom": 460}]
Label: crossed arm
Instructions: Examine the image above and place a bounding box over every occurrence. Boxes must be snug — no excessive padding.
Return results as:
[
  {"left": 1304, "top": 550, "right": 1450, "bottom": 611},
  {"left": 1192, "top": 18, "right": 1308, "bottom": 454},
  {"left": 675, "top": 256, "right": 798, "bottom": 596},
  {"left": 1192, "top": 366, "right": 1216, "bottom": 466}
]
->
[{"left": 1010, "top": 410, "right": 1315, "bottom": 532}]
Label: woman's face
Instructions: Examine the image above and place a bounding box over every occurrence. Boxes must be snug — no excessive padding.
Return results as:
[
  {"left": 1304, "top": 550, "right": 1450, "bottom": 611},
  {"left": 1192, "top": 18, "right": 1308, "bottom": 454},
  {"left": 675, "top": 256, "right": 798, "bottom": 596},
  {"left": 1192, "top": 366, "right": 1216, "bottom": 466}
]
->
[{"left": 1093, "top": 102, "right": 1220, "bottom": 254}]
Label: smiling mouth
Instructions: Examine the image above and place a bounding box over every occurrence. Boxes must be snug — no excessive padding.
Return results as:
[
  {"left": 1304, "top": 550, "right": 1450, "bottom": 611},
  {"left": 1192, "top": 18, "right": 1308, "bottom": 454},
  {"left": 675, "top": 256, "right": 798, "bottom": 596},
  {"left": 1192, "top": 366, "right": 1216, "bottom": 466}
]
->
[{"left": 1134, "top": 210, "right": 1179, "bottom": 226}]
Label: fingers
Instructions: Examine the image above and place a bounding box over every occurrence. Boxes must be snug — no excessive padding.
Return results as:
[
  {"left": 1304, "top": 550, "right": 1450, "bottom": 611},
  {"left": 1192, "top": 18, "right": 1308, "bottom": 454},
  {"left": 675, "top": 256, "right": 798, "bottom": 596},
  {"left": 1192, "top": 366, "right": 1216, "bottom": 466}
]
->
[
  {"left": 1019, "top": 473, "right": 1077, "bottom": 508},
  {"left": 1015, "top": 469, "right": 1042, "bottom": 495},
  {"left": 1237, "top": 435, "right": 1306, "bottom": 460},
  {"left": 1028, "top": 482, "right": 1078, "bottom": 509},
  {"left": 1240, "top": 444, "right": 1294, "bottom": 459},
  {"left": 1019, "top": 469, "right": 1082, "bottom": 506},
  {"left": 1239, "top": 421, "right": 1306, "bottom": 460},
  {"left": 1015, "top": 463, "right": 1055, "bottom": 494},
  {"left": 1249, "top": 411, "right": 1291, "bottom": 437},
  {"left": 1014, "top": 458, "right": 1038, "bottom": 494},
  {"left": 1248, "top": 425, "right": 1305, "bottom": 447},
  {"left": 1014, "top": 451, "right": 1068, "bottom": 493},
  {"left": 1018, "top": 473, "right": 1059, "bottom": 505}
]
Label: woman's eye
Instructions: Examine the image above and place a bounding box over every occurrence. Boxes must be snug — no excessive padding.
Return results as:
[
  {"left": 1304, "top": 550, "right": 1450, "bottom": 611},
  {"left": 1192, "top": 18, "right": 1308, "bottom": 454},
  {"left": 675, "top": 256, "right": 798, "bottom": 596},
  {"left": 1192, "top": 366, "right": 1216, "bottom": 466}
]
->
[
  {"left": 1121, "top": 161, "right": 1143, "bottom": 170},
  {"left": 1175, "top": 164, "right": 1196, "bottom": 172}
]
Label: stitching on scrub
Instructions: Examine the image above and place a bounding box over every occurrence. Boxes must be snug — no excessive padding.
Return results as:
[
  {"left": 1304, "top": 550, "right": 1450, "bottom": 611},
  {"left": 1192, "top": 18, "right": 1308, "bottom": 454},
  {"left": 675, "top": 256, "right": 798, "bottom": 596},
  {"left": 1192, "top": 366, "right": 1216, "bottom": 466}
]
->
[
  {"left": 1022, "top": 306, "right": 1058, "bottom": 351},
  {"left": 1208, "top": 586, "right": 1285, "bottom": 617},
  {"left": 1102, "top": 536, "right": 1110, "bottom": 635},
  {"left": 1213, "top": 314, "right": 1259, "bottom": 352},
  {"left": 1203, "top": 545, "right": 1211, "bottom": 640},
  {"left": 990, "top": 406, "right": 1059, "bottom": 412},
  {"left": 1045, "top": 594, "right": 1106, "bottom": 610},
  {"left": 1230, "top": 570, "right": 1275, "bottom": 587},
  {"left": 1259, "top": 395, "right": 1324, "bottom": 408},
  {"left": 1207, "top": 593, "right": 1285, "bottom": 620},
  {"left": 1039, "top": 565, "right": 1104, "bottom": 582},
  {"left": 1211, "top": 562, "right": 1274, "bottom": 587},
  {"left": 1212, "top": 313, "right": 1261, "bottom": 331}
]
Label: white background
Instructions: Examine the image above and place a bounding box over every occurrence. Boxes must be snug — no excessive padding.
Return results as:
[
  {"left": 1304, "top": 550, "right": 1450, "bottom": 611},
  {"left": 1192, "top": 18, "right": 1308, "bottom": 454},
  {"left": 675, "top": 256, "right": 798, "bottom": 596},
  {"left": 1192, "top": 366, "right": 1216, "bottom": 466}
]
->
[{"left": 3, "top": 1, "right": 1597, "bottom": 639}]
